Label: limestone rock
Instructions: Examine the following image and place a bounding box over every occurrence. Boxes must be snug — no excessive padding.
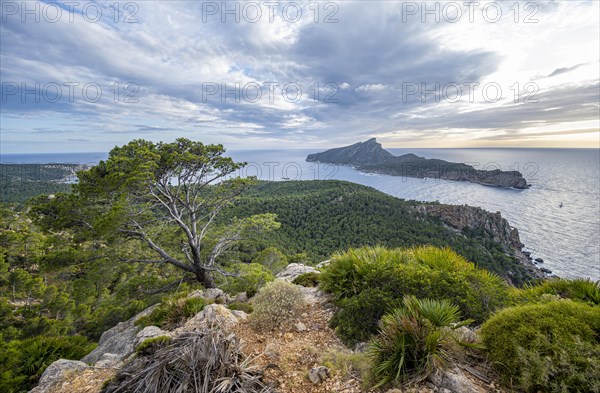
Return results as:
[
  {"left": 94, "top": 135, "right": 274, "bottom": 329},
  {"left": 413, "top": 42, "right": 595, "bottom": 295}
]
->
[
  {"left": 308, "top": 366, "right": 330, "bottom": 384},
  {"left": 134, "top": 325, "right": 168, "bottom": 347},
  {"left": 94, "top": 353, "right": 122, "bottom": 368},
  {"left": 187, "top": 289, "right": 204, "bottom": 299},
  {"left": 354, "top": 342, "right": 369, "bottom": 353},
  {"left": 455, "top": 326, "right": 478, "bottom": 344},
  {"left": 428, "top": 367, "right": 486, "bottom": 393},
  {"left": 203, "top": 288, "right": 227, "bottom": 303},
  {"left": 29, "top": 359, "right": 89, "bottom": 393},
  {"left": 276, "top": 263, "right": 319, "bottom": 282},
  {"left": 316, "top": 260, "right": 330, "bottom": 269},
  {"left": 81, "top": 304, "right": 157, "bottom": 365},
  {"left": 299, "top": 286, "right": 330, "bottom": 306},
  {"left": 234, "top": 292, "right": 248, "bottom": 302},
  {"left": 264, "top": 342, "right": 280, "bottom": 360},
  {"left": 182, "top": 304, "right": 246, "bottom": 332}
]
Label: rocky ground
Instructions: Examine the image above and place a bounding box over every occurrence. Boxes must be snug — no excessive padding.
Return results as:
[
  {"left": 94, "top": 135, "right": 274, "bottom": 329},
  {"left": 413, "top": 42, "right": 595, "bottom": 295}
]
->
[{"left": 30, "top": 264, "right": 505, "bottom": 393}]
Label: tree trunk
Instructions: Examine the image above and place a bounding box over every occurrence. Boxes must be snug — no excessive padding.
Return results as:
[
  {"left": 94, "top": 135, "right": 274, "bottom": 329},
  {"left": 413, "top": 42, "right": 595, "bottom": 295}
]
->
[{"left": 194, "top": 267, "right": 215, "bottom": 288}]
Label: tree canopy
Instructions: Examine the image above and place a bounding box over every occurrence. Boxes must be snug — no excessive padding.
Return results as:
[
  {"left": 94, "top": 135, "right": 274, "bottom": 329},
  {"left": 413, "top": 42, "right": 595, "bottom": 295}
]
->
[{"left": 31, "top": 138, "right": 279, "bottom": 287}]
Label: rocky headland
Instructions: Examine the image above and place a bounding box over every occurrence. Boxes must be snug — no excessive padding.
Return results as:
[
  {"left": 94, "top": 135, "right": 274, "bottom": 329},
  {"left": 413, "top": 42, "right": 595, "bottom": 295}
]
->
[{"left": 307, "top": 139, "right": 530, "bottom": 189}]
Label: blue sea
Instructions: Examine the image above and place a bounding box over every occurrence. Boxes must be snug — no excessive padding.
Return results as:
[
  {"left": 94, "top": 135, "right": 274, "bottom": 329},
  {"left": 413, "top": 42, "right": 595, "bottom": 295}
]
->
[{"left": 2, "top": 148, "right": 599, "bottom": 280}]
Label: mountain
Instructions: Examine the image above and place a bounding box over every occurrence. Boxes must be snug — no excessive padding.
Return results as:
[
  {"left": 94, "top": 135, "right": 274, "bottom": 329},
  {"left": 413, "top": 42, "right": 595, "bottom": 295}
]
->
[
  {"left": 306, "top": 139, "right": 530, "bottom": 189},
  {"left": 306, "top": 138, "right": 394, "bottom": 165}
]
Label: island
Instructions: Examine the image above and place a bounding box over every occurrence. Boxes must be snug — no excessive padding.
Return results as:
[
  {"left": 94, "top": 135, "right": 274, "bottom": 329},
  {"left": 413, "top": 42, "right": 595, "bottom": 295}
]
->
[{"left": 306, "top": 138, "right": 530, "bottom": 189}]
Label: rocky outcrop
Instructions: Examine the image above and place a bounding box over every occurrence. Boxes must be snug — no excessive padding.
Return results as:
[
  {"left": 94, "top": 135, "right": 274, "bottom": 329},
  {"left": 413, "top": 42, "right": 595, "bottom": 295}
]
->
[
  {"left": 29, "top": 360, "right": 90, "bottom": 393},
  {"left": 306, "top": 138, "right": 394, "bottom": 165},
  {"left": 276, "top": 263, "right": 319, "bottom": 281},
  {"left": 307, "top": 139, "right": 529, "bottom": 189},
  {"left": 80, "top": 304, "right": 158, "bottom": 365},
  {"left": 412, "top": 204, "right": 543, "bottom": 280},
  {"left": 428, "top": 367, "right": 486, "bottom": 393},
  {"left": 179, "top": 304, "right": 247, "bottom": 332},
  {"left": 413, "top": 204, "right": 521, "bottom": 250},
  {"left": 31, "top": 301, "right": 249, "bottom": 393}
]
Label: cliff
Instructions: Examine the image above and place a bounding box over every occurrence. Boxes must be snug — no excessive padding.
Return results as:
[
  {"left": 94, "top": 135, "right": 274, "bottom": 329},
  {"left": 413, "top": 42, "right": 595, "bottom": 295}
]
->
[
  {"left": 307, "top": 139, "right": 530, "bottom": 189},
  {"left": 412, "top": 204, "right": 544, "bottom": 280}
]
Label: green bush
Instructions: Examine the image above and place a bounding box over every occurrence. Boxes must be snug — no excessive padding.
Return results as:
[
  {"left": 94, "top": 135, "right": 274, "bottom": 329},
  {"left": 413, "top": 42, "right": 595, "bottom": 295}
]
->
[
  {"left": 136, "top": 336, "right": 173, "bottom": 356},
  {"left": 329, "top": 289, "right": 397, "bottom": 346},
  {"left": 227, "top": 302, "right": 254, "bottom": 314},
  {"left": 221, "top": 263, "right": 274, "bottom": 297},
  {"left": 481, "top": 300, "right": 600, "bottom": 393},
  {"left": 250, "top": 280, "right": 304, "bottom": 330},
  {"left": 292, "top": 272, "right": 320, "bottom": 287},
  {"left": 0, "top": 335, "right": 96, "bottom": 392},
  {"left": 514, "top": 278, "right": 600, "bottom": 305},
  {"left": 370, "top": 296, "right": 472, "bottom": 387},
  {"left": 321, "top": 246, "right": 509, "bottom": 344},
  {"left": 136, "top": 296, "right": 205, "bottom": 329}
]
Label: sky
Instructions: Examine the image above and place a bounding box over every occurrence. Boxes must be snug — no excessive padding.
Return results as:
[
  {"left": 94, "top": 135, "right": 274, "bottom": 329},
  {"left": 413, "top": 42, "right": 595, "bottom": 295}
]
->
[{"left": 1, "top": 0, "right": 599, "bottom": 153}]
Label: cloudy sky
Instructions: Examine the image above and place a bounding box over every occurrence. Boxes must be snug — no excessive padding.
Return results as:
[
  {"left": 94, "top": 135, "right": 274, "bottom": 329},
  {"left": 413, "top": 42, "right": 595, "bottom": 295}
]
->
[{"left": 1, "top": 0, "right": 599, "bottom": 153}]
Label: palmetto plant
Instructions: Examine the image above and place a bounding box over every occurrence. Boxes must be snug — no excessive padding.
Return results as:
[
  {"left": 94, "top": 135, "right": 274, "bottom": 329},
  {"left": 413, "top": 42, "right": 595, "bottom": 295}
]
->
[{"left": 370, "top": 295, "right": 473, "bottom": 387}]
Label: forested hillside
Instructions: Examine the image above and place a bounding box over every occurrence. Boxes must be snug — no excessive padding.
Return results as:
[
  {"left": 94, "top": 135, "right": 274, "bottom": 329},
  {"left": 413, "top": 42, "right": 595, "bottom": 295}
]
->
[
  {"left": 0, "top": 164, "right": 82, "bottom": 204},
  {"left": 225, "top": 181, "right": 529, "bottom": 283}
]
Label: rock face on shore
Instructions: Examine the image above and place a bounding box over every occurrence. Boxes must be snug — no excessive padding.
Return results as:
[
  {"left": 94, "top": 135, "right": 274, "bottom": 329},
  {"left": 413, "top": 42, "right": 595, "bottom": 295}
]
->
[
  {"left": 412, "top": 204, "right": 544, "bottom": 281},
  {"left": 307, "top": 138, "right": 530, "bottom": 189}
]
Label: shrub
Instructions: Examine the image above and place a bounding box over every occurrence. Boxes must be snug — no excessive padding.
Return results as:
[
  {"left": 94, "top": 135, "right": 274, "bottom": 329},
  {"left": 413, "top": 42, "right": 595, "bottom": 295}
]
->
[
  {"left": 250, "top": 280, "right": 304, "bottom": 330},
  {"left": 292, "top": 272, "right": 320, "bottom": 287},
  {"left": 135, "top": 336, "right": 173, "bottom": 356},
  {"left": 0, "top": 335, "right": 96, "bottom": 392},
  {"left": 221, "top": 263, "right": 274, "bottom": 297},
  {"left": 320, "top": 246, "right": 509, "bottom": 344},
  {"left": 228, "top": 302, "right": 254, "bottom": 314},
  {"left": 481, "top": 300, "right": 600, "bottom": 393},
  {"left": 514, "top": 278, "right": 600, "bottom": 305},
  {"left": 320, "top": 246, "right": 404, "bottom": 300},
  {"left": 370, "top": 296, "right": 472, "bottom": 387},
  {"left": 103, "top": 329, "right": 268, "bottom": 393},
  {"left": 329, "top": 289, "right": 397, "bottom": 346},
  {"left": 136, "top": 296, "right": 205, "bottom": 329}
]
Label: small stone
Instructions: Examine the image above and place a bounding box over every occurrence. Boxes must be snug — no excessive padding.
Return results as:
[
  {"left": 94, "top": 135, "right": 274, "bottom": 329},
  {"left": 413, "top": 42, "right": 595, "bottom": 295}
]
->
[
  {"left": 234, "top": 292, "right": 248, "bottom": 302},
  {"left": 187, "top": 289, "right": 204, "bottom": 299},
  {"left": 354, "top": 342, "right": 369, "bottom": 353},
  {"left": 295, "top": 322, "right": 307, "bottom": 332},
  {"left": 203, "top": 288, "right": 225, "bottom": 301},
  {"left": 264, "top": 343, "right": 279, "bottom": 360},
  {"left": 308, "top": 366, "right": 330, "bottom": 384}
]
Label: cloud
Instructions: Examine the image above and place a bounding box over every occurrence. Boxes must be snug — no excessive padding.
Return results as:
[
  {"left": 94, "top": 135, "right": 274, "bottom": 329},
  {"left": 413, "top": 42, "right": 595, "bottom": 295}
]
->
[
  {"left": 548, "top": 63, "right": 587, "bottom": 77},
  {"left": 0, "top": 0, "right": 598, "bottom": 152},
  {"left": 356, "top": 84, "right": 386, "bottom": 92}
]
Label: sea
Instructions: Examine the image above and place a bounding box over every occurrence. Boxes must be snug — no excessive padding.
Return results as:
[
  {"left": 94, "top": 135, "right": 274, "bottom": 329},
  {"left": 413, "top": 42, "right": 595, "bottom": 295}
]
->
[{"left": 2, "top": 148, "right": 599, "bottom": 280}]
